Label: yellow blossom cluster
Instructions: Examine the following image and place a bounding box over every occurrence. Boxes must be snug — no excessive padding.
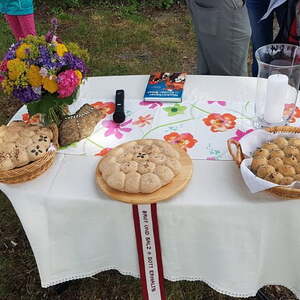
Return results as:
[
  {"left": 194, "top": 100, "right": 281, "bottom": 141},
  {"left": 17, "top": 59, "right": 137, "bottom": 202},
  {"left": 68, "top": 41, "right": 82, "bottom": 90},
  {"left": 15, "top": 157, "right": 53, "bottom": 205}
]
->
[
  {"left": 55, "top": 43, "right": 68, "bottom": 57},
  {"left": 7, "top": 58, "right": 27, "bottom": 80},
  {"left": 75, "top": 70, "right": 82, "bottom": 83},
  {"left": 43, "top": 77, "right": 58, "bottom": 93},
  {"left": 27, "top": 65, "right": 42, "bottom": 87},
  {"left": 16, "top": 43, "right": 32, "bottom": 59}
]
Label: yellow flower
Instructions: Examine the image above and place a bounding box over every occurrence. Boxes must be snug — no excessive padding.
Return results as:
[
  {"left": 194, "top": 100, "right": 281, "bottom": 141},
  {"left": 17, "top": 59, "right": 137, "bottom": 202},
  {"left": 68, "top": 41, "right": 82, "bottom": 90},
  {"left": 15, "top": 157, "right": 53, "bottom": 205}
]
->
[
  {"left": 1, "top": 79, "right": 14, "bottom": 94},
  {"left": 16, "top": 43, "right": 32, "bottom": 59},
  {"left": 74, "top": 70, "right": 82, "bottom": 83},
  {"left": 55, "top": 43, "right": 68, "bottom": 57},
  {"left": 7, "top": 58, "right": 27, "bottom": 80},
  {"left": 43, "top": 77, "right": 58, "bottom": 93},
  {"left": 27, "top": 65, "right": 42, "bottom": 87}
]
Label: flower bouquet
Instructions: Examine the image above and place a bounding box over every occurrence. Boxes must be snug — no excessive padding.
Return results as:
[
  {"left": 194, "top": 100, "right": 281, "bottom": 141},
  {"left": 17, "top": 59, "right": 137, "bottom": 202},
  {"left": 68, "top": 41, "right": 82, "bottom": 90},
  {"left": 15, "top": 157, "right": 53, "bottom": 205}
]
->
[{"left": 0, "top": 19, "right": 89, "bottom": 125}]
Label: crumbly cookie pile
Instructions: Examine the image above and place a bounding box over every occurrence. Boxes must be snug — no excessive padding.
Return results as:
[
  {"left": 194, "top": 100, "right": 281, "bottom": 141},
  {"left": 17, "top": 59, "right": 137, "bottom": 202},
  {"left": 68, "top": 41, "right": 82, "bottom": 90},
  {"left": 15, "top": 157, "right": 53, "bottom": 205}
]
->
[{"left": 99, "top": 139, "right": 181, "bottom": 193}]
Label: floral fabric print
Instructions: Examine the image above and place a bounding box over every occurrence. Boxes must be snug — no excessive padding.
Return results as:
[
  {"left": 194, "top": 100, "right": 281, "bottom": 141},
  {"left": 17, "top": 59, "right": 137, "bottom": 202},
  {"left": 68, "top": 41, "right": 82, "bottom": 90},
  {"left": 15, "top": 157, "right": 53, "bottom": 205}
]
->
[
  {"left": 91, "top": 101, "right": 115, "bottom": 118},
  {"left": 284, "top": 104, "right": 300, "bottom": 123},
  {"left": 95, "top": 148, "right": 112, "bottom": 156},
  {"left": 203, "top": 113, "right": 237, "bottom": 132},
  {"left": 163, "top": 104, "right": 187, "bottom": 117},
  {"left": 164, "top": 132, "right": 198, "bottom": 151},
  {"left": 133, "top": 114, "right": 153, "bottom": 127},
  {"left": 22, "top": 113, "right": 42, "bottom": 125},
  {"left": 139, "top": 101, "right": 162, "bottom": 109},
  {"left": 102, "top": 119, "right": 132, "bottom": 139}
]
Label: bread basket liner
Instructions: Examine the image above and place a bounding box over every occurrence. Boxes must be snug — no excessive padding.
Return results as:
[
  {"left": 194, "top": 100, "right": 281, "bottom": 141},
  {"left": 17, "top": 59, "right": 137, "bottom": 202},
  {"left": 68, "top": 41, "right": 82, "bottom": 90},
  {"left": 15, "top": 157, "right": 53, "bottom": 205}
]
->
[
  {"left": 227, "top": 126, "right": 300, "bottom": 199},
  {"left": 0, "top": 123, "right": 59, "bottom": 184}
]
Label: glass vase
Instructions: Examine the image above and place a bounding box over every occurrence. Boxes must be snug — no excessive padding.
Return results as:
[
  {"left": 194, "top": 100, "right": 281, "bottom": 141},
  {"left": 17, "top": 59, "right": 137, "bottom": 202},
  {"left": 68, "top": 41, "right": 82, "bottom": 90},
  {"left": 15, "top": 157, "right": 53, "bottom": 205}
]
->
[{"left": 254, "top": 44, "right": 300, "bottom": 128}]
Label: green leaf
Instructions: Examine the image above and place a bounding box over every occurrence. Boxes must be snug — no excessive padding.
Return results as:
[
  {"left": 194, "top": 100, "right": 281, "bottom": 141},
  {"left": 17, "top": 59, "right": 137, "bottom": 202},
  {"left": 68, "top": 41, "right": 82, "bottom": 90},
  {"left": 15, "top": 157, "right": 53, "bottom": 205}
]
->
[{"left": 27, "top": 93, "right": 74, "bottom": 116}]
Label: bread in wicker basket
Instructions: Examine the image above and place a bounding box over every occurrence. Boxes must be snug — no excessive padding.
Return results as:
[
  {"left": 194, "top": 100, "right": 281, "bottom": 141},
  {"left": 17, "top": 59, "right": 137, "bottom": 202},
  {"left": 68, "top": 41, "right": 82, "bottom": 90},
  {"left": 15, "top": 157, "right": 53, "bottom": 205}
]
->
[
  {"left": 227, "top": 126, "right": 300, "bottom": 199},
  {"left": 0, "top": 122, "right": 59, "bottom": 184}
]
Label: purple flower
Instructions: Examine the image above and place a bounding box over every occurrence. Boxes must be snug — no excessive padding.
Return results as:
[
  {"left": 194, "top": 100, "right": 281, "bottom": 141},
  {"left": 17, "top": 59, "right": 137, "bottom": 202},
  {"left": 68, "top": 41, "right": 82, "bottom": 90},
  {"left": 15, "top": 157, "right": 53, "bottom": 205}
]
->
[
  {"left": 231, "top": 129, "right": 254, "bottom": 142},
  {"left": 102, "top": 119, "right": 132, "bottom": 139},
  {"left": 63, "top": 53, "right": 88, "bottom": 75},
  {"left": 139, "top": 100, "right": 163, "bottom": 109},
  {"left": 13, "top": 86, "right": 40, "bottom": 103},
  {"left": 3, "top": 41, "right": 22, "bottom": 60}
]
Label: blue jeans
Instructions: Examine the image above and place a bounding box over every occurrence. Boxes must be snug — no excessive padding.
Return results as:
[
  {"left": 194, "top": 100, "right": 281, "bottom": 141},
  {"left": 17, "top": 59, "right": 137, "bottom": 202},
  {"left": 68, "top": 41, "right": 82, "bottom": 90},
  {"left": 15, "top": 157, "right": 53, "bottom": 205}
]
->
[{"left": 246, "top": 0, "right": 287, "bottom": 76}]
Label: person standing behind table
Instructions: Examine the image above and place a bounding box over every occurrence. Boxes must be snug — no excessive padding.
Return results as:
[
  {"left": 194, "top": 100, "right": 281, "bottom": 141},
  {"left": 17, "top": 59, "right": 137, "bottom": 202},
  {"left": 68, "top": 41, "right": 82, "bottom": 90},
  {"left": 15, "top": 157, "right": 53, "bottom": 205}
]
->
[
  {"left": 246, "top": 0, "right": 288, "bottom": 76},
  {"left": 0, "top": 0, "right": 36, "bottom": 41},
  {"left": 186, "top": 0, "right": 251, "bottom": 76}
]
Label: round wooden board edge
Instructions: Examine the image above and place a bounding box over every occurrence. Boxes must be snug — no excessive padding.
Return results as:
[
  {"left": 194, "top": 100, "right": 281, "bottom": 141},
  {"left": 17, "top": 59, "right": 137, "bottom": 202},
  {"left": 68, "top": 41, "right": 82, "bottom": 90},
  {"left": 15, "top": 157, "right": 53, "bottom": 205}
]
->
[{"left": 95, "top": 141, "right": 193, "bottom": 204}]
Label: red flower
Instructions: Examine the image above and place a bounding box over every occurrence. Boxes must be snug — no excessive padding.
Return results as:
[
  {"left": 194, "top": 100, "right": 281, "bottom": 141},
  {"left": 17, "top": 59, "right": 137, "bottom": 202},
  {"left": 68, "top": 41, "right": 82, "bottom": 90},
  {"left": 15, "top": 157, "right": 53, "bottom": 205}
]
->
[
  {"left": 133, "top": 114, "right": 153, "bottom": 127},
  {"left": 91, "top": 101, "right": 115, "bottom": 118},
  {"left": 284, "top": 104, "right": 300, "bottom": 123},
  {"left": 203, "top": 113, "right": 236, "bottom": 132},
  {"left": 164, "top": 132, "right": 197, "bottom": 151},
  {"left": 95, "top": 148, "right": 112, "bottom": 156},
  {"left": 22, "top": 113, "right": 42, "bottom": 125}
]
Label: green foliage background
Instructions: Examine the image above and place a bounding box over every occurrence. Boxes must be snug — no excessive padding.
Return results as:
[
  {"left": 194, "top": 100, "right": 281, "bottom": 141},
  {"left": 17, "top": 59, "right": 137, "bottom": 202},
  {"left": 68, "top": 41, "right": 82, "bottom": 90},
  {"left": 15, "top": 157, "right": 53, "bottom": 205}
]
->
[{"left": 35, "top": 0, "right": 186, "bottom": 9}]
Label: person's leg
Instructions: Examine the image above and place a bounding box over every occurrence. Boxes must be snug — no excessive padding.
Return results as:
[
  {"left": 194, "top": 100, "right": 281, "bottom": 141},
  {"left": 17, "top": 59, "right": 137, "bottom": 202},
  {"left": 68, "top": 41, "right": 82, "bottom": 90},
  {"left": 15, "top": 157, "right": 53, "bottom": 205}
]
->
[
  {"left": 17, "top": 14, "right": 36, "bottom": 39},
  {"left": 4, "top": 15, "right": 24, "bottom": 40},
  {"left": 246, "top": 0, "right": 274, "bottom": 76},
  {"left": 187, "top": 0, "right": 251, "bottom": 76},
  {"left": 186, "top": 0, "right": 209, "bottom": 74}
]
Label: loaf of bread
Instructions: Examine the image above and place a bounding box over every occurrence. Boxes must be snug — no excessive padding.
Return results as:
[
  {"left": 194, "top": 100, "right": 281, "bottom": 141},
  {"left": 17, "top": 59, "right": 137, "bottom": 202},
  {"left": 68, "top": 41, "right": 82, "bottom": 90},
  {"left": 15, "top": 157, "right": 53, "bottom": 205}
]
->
[
  {"left": 0, "top": 121, "right": 53, "bottom": 171},
  {"left": 98, "top": 139, "right": 181, "bottom": 194}
]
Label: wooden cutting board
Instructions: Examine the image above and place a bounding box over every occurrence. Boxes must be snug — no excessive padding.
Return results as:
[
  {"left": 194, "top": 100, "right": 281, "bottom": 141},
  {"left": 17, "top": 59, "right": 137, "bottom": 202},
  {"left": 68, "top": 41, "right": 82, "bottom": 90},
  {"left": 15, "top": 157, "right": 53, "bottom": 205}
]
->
[{"left": 96, "top": 142, "right": 193, "bottom": 204}]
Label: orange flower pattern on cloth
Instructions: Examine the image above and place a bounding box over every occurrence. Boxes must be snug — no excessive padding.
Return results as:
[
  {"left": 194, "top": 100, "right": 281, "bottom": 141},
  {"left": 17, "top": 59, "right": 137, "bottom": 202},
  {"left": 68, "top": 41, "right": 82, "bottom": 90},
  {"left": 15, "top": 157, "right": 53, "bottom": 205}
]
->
[
  {"left": 95, "top": 148, "right": 112, "bottom": 156},
  {"left": 164, "top": 132, "right": 198, "bottom": 151},
  {"left": 91, "top": 101, "right": 115, "bottom": 118},
  {"left": 133, "top": 114, "right": 153, "bottom": 127},
  {"left": 203, "top": 113, "right": 237, "bottom": 132},
  {"left": 22, "top": 113, "right": 42, "bottom": 125},
  {"left": 284, "top": 104, "right": 300, "bottom": 123}
]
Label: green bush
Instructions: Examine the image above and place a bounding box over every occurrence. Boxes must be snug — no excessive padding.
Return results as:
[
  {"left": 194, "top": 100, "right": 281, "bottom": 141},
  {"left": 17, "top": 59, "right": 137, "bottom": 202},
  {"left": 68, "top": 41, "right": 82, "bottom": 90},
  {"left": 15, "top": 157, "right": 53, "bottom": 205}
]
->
[{"left": 35, "top": 0, "right": 185, "bottom": 9}]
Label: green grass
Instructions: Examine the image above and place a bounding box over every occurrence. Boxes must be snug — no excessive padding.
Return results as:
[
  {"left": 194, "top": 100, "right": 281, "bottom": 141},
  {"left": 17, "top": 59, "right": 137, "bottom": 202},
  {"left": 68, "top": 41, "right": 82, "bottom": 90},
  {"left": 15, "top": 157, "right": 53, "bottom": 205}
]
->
[{"left": 0, "top": 6, "right": 297, "bottom": 300}]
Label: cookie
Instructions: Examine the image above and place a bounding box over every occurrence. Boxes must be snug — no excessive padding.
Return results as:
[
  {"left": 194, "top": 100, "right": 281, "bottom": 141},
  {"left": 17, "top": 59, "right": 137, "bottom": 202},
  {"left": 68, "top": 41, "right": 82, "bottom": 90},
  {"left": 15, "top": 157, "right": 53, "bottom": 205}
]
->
[
  {"left": 283, "top": 145, "right": 299, "bottom": 156},
  {"left": 257, "top": 165, "right": 276, "bottom": 178},
  {"left": 32, "top": 134, "right": 51, "bottom": 149},
  {"left": 251, "top": 157, "right": 268, "bottom": 171},
  {"left": 288, "top": 138, "right": 300, "bottom": 148},
  {"left": 273, "top": 137, "right": 289, "bottom": 149},
  {"left": 261, "top": 142, "right": 279, "bottom": 151},
  {"left": 270, "top": 149, "right": 285, "bottom": 159},
  {"left": 253, "top": 148, "right": 270, "bottom": 159},
  {"left": 277, "top": 165, "right": 296, "bottom": 177},
  {"left": 280, "top": 177, "right": 294, "bottom": 185},
  {"left": 149, "top": 153, "right": 166, "bottom": 164},
  {"left": 268, "top": 157, "right": 284, "bottom": 169},
  {"left": 264, "top": 172, "right": 284, "bottom": 184},
  {"left": 133, "top": 152, "right": 149, "bottom": 162}
]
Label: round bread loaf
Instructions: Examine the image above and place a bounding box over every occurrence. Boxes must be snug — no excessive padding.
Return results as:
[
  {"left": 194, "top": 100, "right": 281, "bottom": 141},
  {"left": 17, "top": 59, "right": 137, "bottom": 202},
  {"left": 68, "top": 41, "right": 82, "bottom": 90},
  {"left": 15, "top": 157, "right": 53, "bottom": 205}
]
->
[{"left": 98, "top": 139, "right": 182, "bottom": 193}]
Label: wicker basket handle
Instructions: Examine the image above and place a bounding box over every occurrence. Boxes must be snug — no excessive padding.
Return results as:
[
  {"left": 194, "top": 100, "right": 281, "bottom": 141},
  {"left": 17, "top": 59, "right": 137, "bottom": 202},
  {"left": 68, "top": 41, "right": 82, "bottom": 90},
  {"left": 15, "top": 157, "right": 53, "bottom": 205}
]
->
[{"left": 227, "top": 139, "right": 244, "bottom": 166}]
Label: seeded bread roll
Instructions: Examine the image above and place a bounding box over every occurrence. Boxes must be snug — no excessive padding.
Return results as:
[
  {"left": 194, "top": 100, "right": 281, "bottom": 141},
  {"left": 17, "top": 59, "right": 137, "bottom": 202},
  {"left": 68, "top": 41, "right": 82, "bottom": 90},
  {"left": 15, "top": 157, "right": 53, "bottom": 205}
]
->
[
  {"left": 257, "top": 165, "right": 276, "bottom": 178},
  {"left": 288, "top": 138, "right": 300, "bottom": 148},
  {"left": 253, "top": 148, "right": 270, "bottom": 158},
  {"left": 270, "top": 149, "right": 285, "bottom": 159},
  {"left": 268, "top": 157, "right": 284, "bottom": 169},
  {"left": 278, "top": 165, "right": 296, "bottom": 177},
  {"left": 280, "top": 177, "right": 294, "bottom": 185},
  {"left": 273, "top": 137, "right": 289, "bottom": 149},
  {"left": 261, "top": 142, "right": 279, "bottom": 151},
  {"left": 264, "top": 172, "right": 284, "bottom": 184},
  {"left": 251, "top": 157, "right": 268, "bottom": 171}
]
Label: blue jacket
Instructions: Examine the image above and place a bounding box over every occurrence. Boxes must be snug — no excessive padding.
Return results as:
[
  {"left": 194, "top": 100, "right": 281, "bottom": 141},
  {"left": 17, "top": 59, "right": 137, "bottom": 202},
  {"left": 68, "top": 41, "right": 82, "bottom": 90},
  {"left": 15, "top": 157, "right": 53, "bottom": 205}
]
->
[{"left": 0, "top": 0, "right": 34, "bottom": 15}]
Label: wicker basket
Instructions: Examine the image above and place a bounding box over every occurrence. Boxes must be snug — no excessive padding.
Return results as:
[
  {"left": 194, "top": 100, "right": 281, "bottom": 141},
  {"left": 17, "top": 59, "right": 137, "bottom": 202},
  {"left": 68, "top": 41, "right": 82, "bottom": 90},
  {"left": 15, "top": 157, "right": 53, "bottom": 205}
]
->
[
  {"left": 0, "top": 123, "right": 59, "bottom": 184},
  {"left": 227, "top": 126, "right": 300, "bottom": 199}
]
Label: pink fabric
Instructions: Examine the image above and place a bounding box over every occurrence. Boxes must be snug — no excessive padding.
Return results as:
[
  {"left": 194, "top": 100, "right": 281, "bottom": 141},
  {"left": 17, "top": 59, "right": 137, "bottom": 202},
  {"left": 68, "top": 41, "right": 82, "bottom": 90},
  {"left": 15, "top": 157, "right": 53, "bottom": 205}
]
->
[{"left": 5, "top": 14, "right": 36, "bottom": 40}]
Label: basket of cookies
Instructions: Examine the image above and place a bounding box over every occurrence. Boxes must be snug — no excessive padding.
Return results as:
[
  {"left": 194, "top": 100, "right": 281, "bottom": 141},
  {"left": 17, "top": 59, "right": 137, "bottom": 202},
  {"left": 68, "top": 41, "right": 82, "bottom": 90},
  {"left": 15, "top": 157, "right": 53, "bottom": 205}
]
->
[
  {"left": 227, "top": 126, "right": 300, "bottom": 199},
  {"left": 0, "top": 121, "right": 59, "bottom": 184}
]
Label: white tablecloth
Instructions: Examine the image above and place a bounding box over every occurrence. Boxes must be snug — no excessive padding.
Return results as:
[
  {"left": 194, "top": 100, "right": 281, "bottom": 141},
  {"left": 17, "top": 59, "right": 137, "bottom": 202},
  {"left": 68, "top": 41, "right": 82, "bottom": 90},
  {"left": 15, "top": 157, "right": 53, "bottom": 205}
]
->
[{"left": 1, "top": 75, "right": 300, "bottom": 298}]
